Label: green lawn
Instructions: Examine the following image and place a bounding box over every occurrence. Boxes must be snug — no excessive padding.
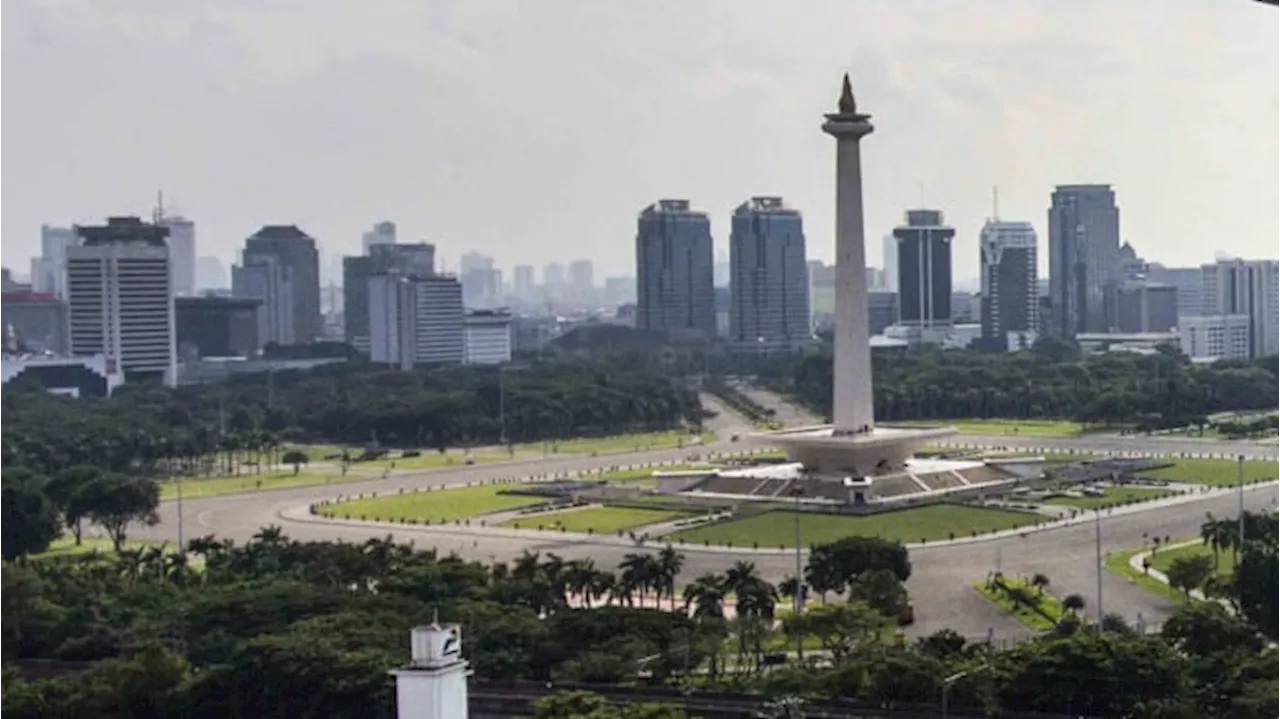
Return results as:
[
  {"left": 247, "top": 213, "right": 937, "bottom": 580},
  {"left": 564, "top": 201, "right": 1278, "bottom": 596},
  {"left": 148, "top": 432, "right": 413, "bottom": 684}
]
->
[
  {"left": 1148, "top": 542, "right": 1234, "bottom": 578},
  {"left": 898, "top": 419, "right": 1084, "bottom": 437},
  {"left": 973, "top": 579, "right": 1068, "bottom": 632},
  {"left": 527, "top": 431, "right": 715, "bottom": 455},
  {"left": 1138, "top": 459, "right": 1278, "bottom": 488},
  {"left": 667, "top": 504, "right": 1041, "bottom": 548},
  {"left": 161, "top": 471, "right": 351, "bottom": 501},
  {"left": 370, "top": 449, "right": 517, "bottom": 471},
  {"left": 1042, "top": 486, "right": 1176, "bottom": 510},
  {"left": 1105, "top": 545, "right": 1194, "bottom": 605},
  {"left": 502, "top": 506, "right": 693, "bottom": 534},
  {"left": 318, "top": 483, "right": 546, "bottom": 523},
  {"left": 32, "top": 536, "right": 163, "bottom": 561}
]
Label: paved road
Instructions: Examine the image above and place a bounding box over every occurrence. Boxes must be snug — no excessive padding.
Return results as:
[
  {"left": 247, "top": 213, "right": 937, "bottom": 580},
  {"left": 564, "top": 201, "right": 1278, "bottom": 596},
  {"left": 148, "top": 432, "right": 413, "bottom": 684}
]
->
[{"left": 138, "top": 395, "right": 1279, "bottom": 641}]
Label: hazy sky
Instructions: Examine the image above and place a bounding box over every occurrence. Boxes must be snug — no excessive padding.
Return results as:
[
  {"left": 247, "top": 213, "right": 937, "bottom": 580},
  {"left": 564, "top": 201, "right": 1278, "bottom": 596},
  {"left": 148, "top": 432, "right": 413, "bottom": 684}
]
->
[{"left": 3, "top": 0, "right": 1277, "bottom": 283}]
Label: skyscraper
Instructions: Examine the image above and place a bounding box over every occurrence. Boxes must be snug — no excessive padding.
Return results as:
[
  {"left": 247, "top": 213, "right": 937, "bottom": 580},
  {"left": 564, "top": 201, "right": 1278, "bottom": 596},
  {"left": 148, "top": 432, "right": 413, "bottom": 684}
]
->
[
  {"left": 635, "top": 199, "right": 716, "bottom": 339},
  {"left": 233, "top": 257, "right": 296, "bottom": 347},
  {"left": 512, "top": 265, "right": 535, "bottom": 299},
  {"left": 728, "top": 196, "right": 810, "bottom": 351},
  {"left": 1047, "top": 184, "right": 1120, "bottom": 337},
  {"left": 31, "top": 225, "right": 79, "bottom": 298},
  {"left": 343, "top": 243, "right": 436, "bottom": 352},
  {"left": 361, "top": 221, "right": 397, "bottom": 254},
  {"left": 158, "top": 215, "right": 197, "bottom": 297},
  {"left": 242, "top": 225, "right": 322, "bottom": 342},
  {"left": 979, "top": 220, "right": 1038, "bottom": 350},
  {"left": 67, "top": 217, "right": 176, "bottom": 384},
  {"left": 881, "top": 234, "right": 897, "bottom": 292},
  {"left": 1199, "top": 258, "right": 1279, "bottom": 358},
  {"left": 893, "top": 209, "right": 954, "bottom": 329},
  {"left": 368, "top": 273, "right": 465, "bottom": 368},
  {"left": 569, "top": 260, "right": 595, "bottom": 291}
]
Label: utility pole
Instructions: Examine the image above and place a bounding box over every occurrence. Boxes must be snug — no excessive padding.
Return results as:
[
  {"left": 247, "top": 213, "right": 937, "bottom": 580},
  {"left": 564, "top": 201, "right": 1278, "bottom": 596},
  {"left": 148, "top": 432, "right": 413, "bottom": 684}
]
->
[
  {"left": 1237, "top": 454, "right": 1246, "bottom": 560},
  {"left": 1094, "top": 508, "right": 1104, "bottom": 627}
]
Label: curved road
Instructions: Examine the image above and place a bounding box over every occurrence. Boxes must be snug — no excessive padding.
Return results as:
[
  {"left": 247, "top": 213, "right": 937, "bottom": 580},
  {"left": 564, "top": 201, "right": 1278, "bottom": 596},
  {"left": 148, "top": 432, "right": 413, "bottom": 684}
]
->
[{"left": 139, "top": 399, "right": 1278, "bottom": 641}]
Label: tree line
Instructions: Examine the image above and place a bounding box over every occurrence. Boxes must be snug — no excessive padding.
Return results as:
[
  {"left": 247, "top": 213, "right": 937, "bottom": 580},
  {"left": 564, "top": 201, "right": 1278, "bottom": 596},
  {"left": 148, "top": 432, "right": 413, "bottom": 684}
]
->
[
  {"left": 3, "top": 361, "right": 702, "bottom": 476},
  {"left": 767, "top": 341, "right": 1278, "bottom": 426},
  {"left": 3, "top": 528, "right": 1275, "bottom": 718}
]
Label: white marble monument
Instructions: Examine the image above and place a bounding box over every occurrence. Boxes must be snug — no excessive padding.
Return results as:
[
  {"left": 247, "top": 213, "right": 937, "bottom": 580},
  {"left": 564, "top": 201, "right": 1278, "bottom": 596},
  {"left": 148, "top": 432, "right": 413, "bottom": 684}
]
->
[{"left": 763, "top": 74, "right": 955, "bottom": 478}]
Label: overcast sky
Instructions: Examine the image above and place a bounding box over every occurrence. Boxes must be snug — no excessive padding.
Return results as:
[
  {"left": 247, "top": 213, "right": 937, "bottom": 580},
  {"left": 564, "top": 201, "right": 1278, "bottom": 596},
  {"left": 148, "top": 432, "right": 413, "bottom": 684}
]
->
[{"left": 3, "top": 0, "right": 1276, "bottom": 283}]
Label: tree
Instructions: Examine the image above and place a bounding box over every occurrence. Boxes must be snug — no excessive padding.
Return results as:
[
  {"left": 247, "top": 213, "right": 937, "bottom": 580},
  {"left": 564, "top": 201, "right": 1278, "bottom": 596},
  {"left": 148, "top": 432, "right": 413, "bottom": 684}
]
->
[
  {"left": 281, "top": 449, "right": 309, "bottom": 475},
  {"left": 1162, "top": 602, "right": 1263, "bottom": 657},
  {"left": 1234, "top": 538, "right": 1278, "bottom": 640},
  {"left": 1166, "top": 554, "right": 1214, "bottom": 597},
  {"left": 1, "top": 468, "right": 62, "bottom": 560},
  {"left": 79, "top": 473, "right": 161, "bottom": 551},
  {"left": 1030, "top": 573, "right": 1050, "bottom": 596},
  {"left": 47, "top": 465, "right": 102, "bottom": 545},
  {"left": 1062, "top": 593, "right": 1086, "bottom": 613},
  {"left": 781, "top": 602, "right": 887, "bottom": 662},
  {"left": 655, "top": 545, "right": 685, "bottom": 609},
  {"left": 847, "top": 569, "right": 908, "bottom": 619}
]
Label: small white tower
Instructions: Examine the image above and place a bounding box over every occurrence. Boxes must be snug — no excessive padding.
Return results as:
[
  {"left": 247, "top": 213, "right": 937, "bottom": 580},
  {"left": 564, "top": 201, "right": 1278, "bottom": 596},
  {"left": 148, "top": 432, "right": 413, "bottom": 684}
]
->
[{"left": 392, "top": 620, "right": 469, "bottom": 719}]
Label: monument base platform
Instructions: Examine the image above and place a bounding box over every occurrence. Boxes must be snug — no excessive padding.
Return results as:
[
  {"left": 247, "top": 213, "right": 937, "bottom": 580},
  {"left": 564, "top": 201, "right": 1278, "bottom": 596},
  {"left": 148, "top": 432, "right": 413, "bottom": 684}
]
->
[{"left": 755, "top": 424, "right": 957, "bottom": 477}]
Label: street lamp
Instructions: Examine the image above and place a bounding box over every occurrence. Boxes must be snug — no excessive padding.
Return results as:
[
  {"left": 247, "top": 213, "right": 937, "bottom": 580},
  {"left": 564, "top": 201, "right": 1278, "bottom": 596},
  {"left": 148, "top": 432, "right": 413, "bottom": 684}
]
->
[{"left": 940, "top": 669, "right": 968, "bottom": 719}]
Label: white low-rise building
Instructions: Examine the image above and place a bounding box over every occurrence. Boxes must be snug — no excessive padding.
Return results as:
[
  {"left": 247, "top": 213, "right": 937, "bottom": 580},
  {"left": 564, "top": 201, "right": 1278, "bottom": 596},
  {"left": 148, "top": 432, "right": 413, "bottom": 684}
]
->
[
  {"left": 1179, "top": 315, "right": 1252, "bottom": 361},
  {"left": 463, "top": 310, "right": 513, "bottom": 365}
]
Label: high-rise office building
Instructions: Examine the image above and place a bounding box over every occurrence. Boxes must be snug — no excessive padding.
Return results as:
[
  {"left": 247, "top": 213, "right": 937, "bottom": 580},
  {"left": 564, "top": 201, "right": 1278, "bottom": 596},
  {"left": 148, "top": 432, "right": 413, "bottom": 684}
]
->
[
  {"left": 343, "top": 243, "right": 436, "bottom": 352},
  {"left": 728, "top": 196, "right": 810, "bottom": 351},
  {"left": 1047, "top": 184, "right": 1120, "bottom": 337},
  {"left": 1146, "top": 264, "right": 1202, "bottom": 324},
  {"left": 1112, "top": 281, "right": 1178, "bottom": 333},
  {"left": 512, "top": 265, "right": 536, "bottom": 299},
  {"left": 893, "top": 209, "right": 954, "bottom": 329},
  {"left": 31, "top": 225, "right": 79, "bottom": 298},
  {"left": 635, "top": 199, "right": 716, "bottom": 338},
  {"left": 979, "top": 220, "right": 1038, "bottom": 350},
  {"left": 543, "top": 262, "right": 566, "bottom": 288},
  {"left": 361, "top": 221, "right": 397, "bottom": 254},
  {"left": 881, "top": 234, "right": 898, "bottom": 292},
  {"left": 1180, "top": 315, "right": 1252, "bottom": 361},
  {"left": 368, "top": 273, "right": 465, "bottom": 368},
  {"left": 66, "top": 217, "right": 176, "bottom": 384},
  {"left": 242, "top": 225, "right": 321, "bottom": 341},
  {"left": 232, "top": 257, "right": 296, "bottom": 347},
  {"left": 569, "top": 260, "right": 594, "bottom": 290},
  {"left": 1199, "top": 258, "right": 1279, "bottom": 358},
  {"left": 160, "top": 215, "right": 197, "bottom": 297}
]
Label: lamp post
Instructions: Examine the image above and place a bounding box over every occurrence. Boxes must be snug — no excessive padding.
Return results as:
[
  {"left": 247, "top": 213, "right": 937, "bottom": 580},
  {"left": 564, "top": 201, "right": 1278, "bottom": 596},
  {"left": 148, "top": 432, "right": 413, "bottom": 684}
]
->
[
  {"left": 1094, "top": 507, "right": 1104, "bottom": 628},
  {"left": 1236, "top": 454, "right": 1246, "bottom": 563}
]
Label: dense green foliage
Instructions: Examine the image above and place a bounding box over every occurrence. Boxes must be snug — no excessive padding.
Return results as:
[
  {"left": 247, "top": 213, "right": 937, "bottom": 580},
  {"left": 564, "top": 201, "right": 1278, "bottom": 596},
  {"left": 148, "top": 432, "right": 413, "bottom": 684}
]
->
[
  {"left": 2, "top": 361, "right": 702, "bottom": 478},
  {"left": 770, "top": 343, "right": 1277, "bottom": 426},
  {"left": 3, "top": 528, "right": 1275, "bottom": 718}
]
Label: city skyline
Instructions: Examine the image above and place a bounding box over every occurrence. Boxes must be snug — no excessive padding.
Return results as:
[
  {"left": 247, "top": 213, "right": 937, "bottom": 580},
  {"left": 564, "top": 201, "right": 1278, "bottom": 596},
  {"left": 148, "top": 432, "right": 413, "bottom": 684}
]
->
[{"left": 3, "top": 0, "right": 1276, "bottom": 280}]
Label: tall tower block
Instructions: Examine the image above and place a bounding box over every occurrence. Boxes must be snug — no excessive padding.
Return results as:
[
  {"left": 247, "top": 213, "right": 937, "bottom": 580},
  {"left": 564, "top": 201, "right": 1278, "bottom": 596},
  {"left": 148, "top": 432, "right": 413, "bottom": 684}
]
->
[
  {"left": 392, "top": 622, "right": 469, "bottom": 719},
  {"left": 821, "top": 74, "right": 877, "bottom": 437}
]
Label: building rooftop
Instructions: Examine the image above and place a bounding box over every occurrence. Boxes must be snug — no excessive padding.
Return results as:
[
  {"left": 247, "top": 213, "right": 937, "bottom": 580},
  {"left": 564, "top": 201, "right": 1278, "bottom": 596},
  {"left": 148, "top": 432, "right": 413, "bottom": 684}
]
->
[
  {"left": 734, "top": 196, "right": 799, "bottom": 216},
  {"left": 75, "top": 217, "right": 170, "bottom": 247},
  {"left": 249, "top": 224, "right": 313, "bottom": 241}
]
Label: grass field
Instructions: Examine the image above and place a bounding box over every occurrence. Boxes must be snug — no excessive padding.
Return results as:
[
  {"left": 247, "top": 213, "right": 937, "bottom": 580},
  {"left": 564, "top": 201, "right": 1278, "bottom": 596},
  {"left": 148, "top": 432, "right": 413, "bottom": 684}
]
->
[
  {"left": 32, "top": 536, "right": 163, "bottom": 560},
  {"left": 502, "top": 506, "right": 693, "bottom": 533},
  {"left": 897, "top": 419, "right": 1084, "bottom": 437},
  {"left": 318, "top": 483, "right": 546, "bottom": 523},
  {"left": 1138, "top": 459, "right": 1278, "bottom": 488},
  {"left": 668, "top": 504, "right": 1041, "bottom": 547},
  {"left": 1042, "top": 486, "right": 1177, "bottom": 510},
  {"left": 973, "top": 579, "right": 1068, "bottom": 632},
  {"left": 531, "top": 431, "right": 715, "bottom": 455},
  {"left": 1148, "top": 542, "right": 1234, "bottom": 578},
  {"left": 1105, "top": 545, "right": 1194, "bottom": 605},
  {"left": 160, "top": 471, "right": 352, "bottom": 501}
]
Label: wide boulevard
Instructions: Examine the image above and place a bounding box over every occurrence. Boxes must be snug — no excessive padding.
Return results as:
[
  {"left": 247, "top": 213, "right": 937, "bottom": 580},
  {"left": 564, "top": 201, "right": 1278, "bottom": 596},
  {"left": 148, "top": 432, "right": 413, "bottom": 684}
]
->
[{"left": 140, "top": 400, "right": 1279, "bottom": 642}]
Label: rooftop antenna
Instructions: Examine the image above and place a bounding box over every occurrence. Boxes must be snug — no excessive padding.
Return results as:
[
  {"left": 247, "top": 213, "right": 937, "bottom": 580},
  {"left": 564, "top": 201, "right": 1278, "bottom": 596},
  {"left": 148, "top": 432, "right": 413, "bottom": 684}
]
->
[
  {"left": 153, "top": 189, "right": 166, "bottom": 224},
  {"left": 992, "top": 186, "right": 1000, "bottom": 221}
]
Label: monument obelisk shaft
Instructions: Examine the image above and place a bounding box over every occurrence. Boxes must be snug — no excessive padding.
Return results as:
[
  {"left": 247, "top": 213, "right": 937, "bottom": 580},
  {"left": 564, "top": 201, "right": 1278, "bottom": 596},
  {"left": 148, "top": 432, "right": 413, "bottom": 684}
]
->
[{"left": 822, "top": 74, "right": 876, "bottom": 437}]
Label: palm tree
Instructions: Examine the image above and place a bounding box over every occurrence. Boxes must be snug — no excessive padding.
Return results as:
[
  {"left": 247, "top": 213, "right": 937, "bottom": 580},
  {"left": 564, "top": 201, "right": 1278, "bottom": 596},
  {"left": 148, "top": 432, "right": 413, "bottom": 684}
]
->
[
  {"left": 1062, "top": 593, "right": 1086, "bottom": 613},
  {"left": 683, "top": 573, "right": 727, "bottom": 619},
  {"left": 540, "top": 553, "right": 569, "bottom": 605},
  {"left": 656, "top": 545, "right": 685, "bottom": 610},
  {"left": 591, "top": 570, "right": 616, "bottom": 606},
  {"left": 1030, "top": 573, "right": 1051, "bottom": 597},
  {"left": 564, "top": 559, "right": 596, "bottom": 607},
  {"left": 1201, "top": 514, "right": 1226, "bottom": 571},
  {"left": 513, "top": 550, "right": 542, "bottom": 582},
  {"left": 617, "top": 553, "right": 654, "bottom": 607}
]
